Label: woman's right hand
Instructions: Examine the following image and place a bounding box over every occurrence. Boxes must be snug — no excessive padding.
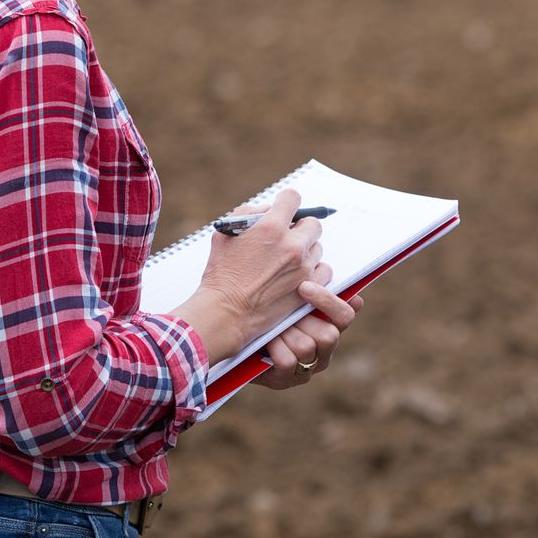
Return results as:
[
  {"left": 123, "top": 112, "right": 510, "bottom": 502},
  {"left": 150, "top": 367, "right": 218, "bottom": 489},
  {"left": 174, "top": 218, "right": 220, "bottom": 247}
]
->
[{"left": 169, "top": 189, "right": 332, "bottom": 364}]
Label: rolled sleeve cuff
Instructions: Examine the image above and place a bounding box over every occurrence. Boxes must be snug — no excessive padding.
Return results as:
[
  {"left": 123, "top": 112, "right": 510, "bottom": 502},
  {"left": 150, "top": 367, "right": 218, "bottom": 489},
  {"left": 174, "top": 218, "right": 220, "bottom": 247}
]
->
[{"left": 132, "top": 312, "right": 209, "bottom": 448}]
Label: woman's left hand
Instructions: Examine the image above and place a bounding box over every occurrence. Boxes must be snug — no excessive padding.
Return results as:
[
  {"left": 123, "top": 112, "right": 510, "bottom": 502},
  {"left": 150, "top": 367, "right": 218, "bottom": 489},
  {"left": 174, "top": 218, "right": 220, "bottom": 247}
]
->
[{"left": 253, "top": 281, "right": 364, "bottom": 390}]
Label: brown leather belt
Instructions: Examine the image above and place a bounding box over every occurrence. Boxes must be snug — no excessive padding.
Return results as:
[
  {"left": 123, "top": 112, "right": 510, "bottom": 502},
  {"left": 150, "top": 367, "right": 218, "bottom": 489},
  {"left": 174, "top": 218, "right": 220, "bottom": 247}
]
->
[{"left": 0, "top": 473, "right": 163, "bottom": 536}]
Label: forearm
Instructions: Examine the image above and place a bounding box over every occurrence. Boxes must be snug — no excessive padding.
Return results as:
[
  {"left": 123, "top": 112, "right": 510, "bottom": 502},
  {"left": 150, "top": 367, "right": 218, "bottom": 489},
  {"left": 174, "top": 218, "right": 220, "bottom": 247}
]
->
[{"left": 168, "top": 287, "right": 245, "bottom": 365}]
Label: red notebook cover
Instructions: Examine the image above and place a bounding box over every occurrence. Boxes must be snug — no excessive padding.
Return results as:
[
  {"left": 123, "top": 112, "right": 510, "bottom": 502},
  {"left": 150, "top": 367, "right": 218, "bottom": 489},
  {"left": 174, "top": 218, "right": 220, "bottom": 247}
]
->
[{"left": 206, "top": 215, "right": 459, "bottom": 406}]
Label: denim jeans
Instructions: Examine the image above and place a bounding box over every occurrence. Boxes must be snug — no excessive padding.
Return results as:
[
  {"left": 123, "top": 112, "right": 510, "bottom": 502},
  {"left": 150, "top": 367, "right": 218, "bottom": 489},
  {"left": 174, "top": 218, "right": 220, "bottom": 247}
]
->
[{"left": 0, "top": 494, "right": 139, "bottom": 537}]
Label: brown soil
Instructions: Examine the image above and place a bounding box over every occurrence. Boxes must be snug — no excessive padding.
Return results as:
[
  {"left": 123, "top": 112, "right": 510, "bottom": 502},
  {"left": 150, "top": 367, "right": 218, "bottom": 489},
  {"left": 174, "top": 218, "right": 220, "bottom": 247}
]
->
[{"left": 80, "top": 1, "right": 538, "bottom": 536}]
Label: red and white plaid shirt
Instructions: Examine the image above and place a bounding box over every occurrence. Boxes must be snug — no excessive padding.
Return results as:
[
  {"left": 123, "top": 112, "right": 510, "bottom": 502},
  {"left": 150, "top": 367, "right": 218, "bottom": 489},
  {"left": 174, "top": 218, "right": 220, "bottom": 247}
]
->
[{"left": 0, "top": 0, "right": 209, "bottom": 505}]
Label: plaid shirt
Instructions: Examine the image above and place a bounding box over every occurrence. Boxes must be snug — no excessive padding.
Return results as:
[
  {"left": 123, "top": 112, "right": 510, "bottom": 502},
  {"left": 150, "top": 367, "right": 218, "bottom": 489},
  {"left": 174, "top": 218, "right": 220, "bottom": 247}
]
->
[{"left": 0, "top": 0, "right": 209, "bottom": 505}]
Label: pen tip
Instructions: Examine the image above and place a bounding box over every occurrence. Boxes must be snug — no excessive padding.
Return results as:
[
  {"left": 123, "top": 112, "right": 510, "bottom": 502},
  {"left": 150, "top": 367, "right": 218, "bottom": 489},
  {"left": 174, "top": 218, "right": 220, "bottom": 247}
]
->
[{"left": 327, "top": 208, "right": 337, "bottom": 215}]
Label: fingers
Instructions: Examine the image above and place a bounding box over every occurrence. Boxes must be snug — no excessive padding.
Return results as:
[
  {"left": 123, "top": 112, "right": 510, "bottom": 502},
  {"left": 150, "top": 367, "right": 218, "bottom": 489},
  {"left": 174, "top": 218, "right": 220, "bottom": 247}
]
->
[
  {"left": 230, "top": 203, "right": 271, "bottom": 216},
  {"left": 255, "top": 315, "right": 341, "bottom": 390},
  {"left": 254, "top": 336, "right": 310, "bottom": 389},
  {"left": 237, "top": 191, "right": 322, "bottom": 255},
  {"left": 280, "top": 326, "right": 317, "bottom": 367},
  {"left": 298, "top": 280, "right": 356, "bottom": 331},
  {"left": 210, "top": 203, "right": 271, "bottom": 247},
  {"left": 261, "top": 190, "right": 323, "bottom": 243},
  {"left": 290, "top": 216, "right": 323, "bottom": 248},
  {"left": 263, "top": 189, "right": 302, "bottom": 227},
  {"left": 308, "top": 242, "right": 323, "bottom": 269},
  {"left": 254, "top": 288, "right": 363, "bottom": 391},
  {"left": 292, "top": 316, "right": 340, "bottom": 373},
  {"left": 266, "top": 336, "right": 297, "bottom": 377},
  {"left": 311, "top": 262, "right": 333, "bottom": 287},
  {"left": 348, "top": 294, "right": 365, "bottom": 313}
]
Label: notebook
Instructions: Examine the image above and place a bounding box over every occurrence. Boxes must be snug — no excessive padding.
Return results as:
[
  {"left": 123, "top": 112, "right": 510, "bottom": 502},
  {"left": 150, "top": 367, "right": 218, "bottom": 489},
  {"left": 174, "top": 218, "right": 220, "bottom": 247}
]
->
[{"left": 140, "top": 159, "right": 460, "bottom": 420}]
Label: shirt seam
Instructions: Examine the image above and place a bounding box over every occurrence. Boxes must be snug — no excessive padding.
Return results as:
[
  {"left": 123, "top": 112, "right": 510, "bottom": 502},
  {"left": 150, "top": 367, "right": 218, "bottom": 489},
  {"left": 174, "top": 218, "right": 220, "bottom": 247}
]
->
[{"left": 0, "top": 2, "right": 90, "bottom": 53}]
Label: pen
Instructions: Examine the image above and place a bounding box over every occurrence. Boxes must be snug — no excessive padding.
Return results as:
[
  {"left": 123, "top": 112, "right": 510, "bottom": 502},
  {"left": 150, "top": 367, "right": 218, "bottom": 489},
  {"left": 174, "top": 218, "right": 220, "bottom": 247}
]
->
[{"left": 213, "top": 206, "right": 337, "bottom": 236}]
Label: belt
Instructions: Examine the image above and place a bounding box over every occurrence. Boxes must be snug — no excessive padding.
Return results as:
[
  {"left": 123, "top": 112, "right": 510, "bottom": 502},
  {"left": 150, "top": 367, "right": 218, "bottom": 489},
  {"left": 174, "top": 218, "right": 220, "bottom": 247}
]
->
[{"left": 0, "top": 473, "right": 163, "bottom": 536}]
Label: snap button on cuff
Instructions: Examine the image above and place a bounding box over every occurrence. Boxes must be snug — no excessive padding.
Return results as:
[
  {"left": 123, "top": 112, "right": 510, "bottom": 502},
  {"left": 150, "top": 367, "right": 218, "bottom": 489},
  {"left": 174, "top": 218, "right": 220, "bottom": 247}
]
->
[{"left": 40, "top": 377, "right": 55, "bottom": 392}]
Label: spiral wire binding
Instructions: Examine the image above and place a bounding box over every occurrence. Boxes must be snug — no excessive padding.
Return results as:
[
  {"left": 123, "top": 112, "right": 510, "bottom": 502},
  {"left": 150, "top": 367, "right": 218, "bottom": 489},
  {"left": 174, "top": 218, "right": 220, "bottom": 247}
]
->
[{"left": 145, "top": 161, "right": 314, "bottom": 268}]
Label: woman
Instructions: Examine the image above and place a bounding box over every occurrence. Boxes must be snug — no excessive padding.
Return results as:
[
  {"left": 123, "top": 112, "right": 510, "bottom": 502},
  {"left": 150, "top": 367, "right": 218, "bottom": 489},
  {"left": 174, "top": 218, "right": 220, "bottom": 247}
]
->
[{"left": 0, "top": 0, "right": 363, "bottom": 536}]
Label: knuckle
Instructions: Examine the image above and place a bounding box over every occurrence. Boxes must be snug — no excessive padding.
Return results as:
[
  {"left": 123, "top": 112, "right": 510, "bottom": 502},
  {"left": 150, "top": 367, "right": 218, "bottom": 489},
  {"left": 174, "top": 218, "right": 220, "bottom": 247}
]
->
[
  {"left": 319, "top": 324, "right": 340, "bottom": 347},
  {"left": 269, "top": 342, "right": 296, "bottom": 372},
  {"left": 274, "top": 353, "right": 297, "bottom": 373},
  {"left": 311, "top": 217, "right": 323, "bottom": 236},
  {"left": 302, "top": 216, "right": 321, "bottom": 231},
  {"left": 318, "top": 262, "right": 333, "bottom": 281},
  {"left": 312, "top": 262, "right": 332, "bottom": 286},
  {"left": 301, "top": 257, "right": 316, "bottom": 276},
  {"left": 285, "top": 240, "right": 305, "bottom": 264},
  {"left": 308, "top": 242, "right": 323, "bottom": 265},
  {"left": 300, "top": 267, "right": 315, "bottom": 284},
  {"left": 294, "top": 335, "right": 316, "bottom": 358},
  {"left": 255, "top": 219, "right": 279, "bottom": 237}
]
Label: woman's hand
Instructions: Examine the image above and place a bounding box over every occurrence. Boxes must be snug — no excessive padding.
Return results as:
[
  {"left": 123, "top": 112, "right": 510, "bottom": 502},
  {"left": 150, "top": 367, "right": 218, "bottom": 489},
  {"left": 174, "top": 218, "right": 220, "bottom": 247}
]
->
[
  {"left": 169, "top": 190, "right": 333, "bottom": 364},
  {"left": 254, "top": 282, "right": 364, "bottom": 389}
]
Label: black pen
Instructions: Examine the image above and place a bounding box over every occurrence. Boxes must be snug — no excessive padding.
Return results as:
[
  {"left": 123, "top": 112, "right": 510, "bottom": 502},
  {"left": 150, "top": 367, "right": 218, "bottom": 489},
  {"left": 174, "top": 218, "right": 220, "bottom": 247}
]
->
[{"left": 213, "top": 206, "right": 337, "bottom": 236}]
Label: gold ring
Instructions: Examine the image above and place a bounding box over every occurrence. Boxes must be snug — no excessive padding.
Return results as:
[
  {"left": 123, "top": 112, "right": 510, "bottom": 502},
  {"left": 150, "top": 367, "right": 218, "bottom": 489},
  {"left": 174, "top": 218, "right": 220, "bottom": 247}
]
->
[{"left": 294, "top": 358, "right": 319, "bottom": 376}]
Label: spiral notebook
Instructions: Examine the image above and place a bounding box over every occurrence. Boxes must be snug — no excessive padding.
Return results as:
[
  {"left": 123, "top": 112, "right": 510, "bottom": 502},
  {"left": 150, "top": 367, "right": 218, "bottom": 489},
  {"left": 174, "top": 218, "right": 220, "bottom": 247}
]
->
[{"left": 140, "top": 159, "right": 460, "bottom": 420}]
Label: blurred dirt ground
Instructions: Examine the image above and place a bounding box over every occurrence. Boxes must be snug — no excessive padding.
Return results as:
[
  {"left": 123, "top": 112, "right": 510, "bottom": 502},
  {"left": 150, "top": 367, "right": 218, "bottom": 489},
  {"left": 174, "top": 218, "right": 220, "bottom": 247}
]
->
[{"left": 80, "top": 1, "right": 537, "bottom": 536}]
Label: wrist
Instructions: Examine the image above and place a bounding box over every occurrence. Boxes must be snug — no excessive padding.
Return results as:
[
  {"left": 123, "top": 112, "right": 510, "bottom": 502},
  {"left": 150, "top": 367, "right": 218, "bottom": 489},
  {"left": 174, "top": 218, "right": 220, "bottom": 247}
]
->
[{"left": 168, "top": 288, "right": 246, "bottom": 365}]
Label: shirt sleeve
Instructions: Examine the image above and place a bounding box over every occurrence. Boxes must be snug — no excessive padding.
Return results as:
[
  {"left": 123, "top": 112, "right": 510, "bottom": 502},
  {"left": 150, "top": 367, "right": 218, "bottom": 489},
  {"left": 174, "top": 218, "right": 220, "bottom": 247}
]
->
[{"left": 0, "top": 13, "right": 209, "bottom": 460}]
